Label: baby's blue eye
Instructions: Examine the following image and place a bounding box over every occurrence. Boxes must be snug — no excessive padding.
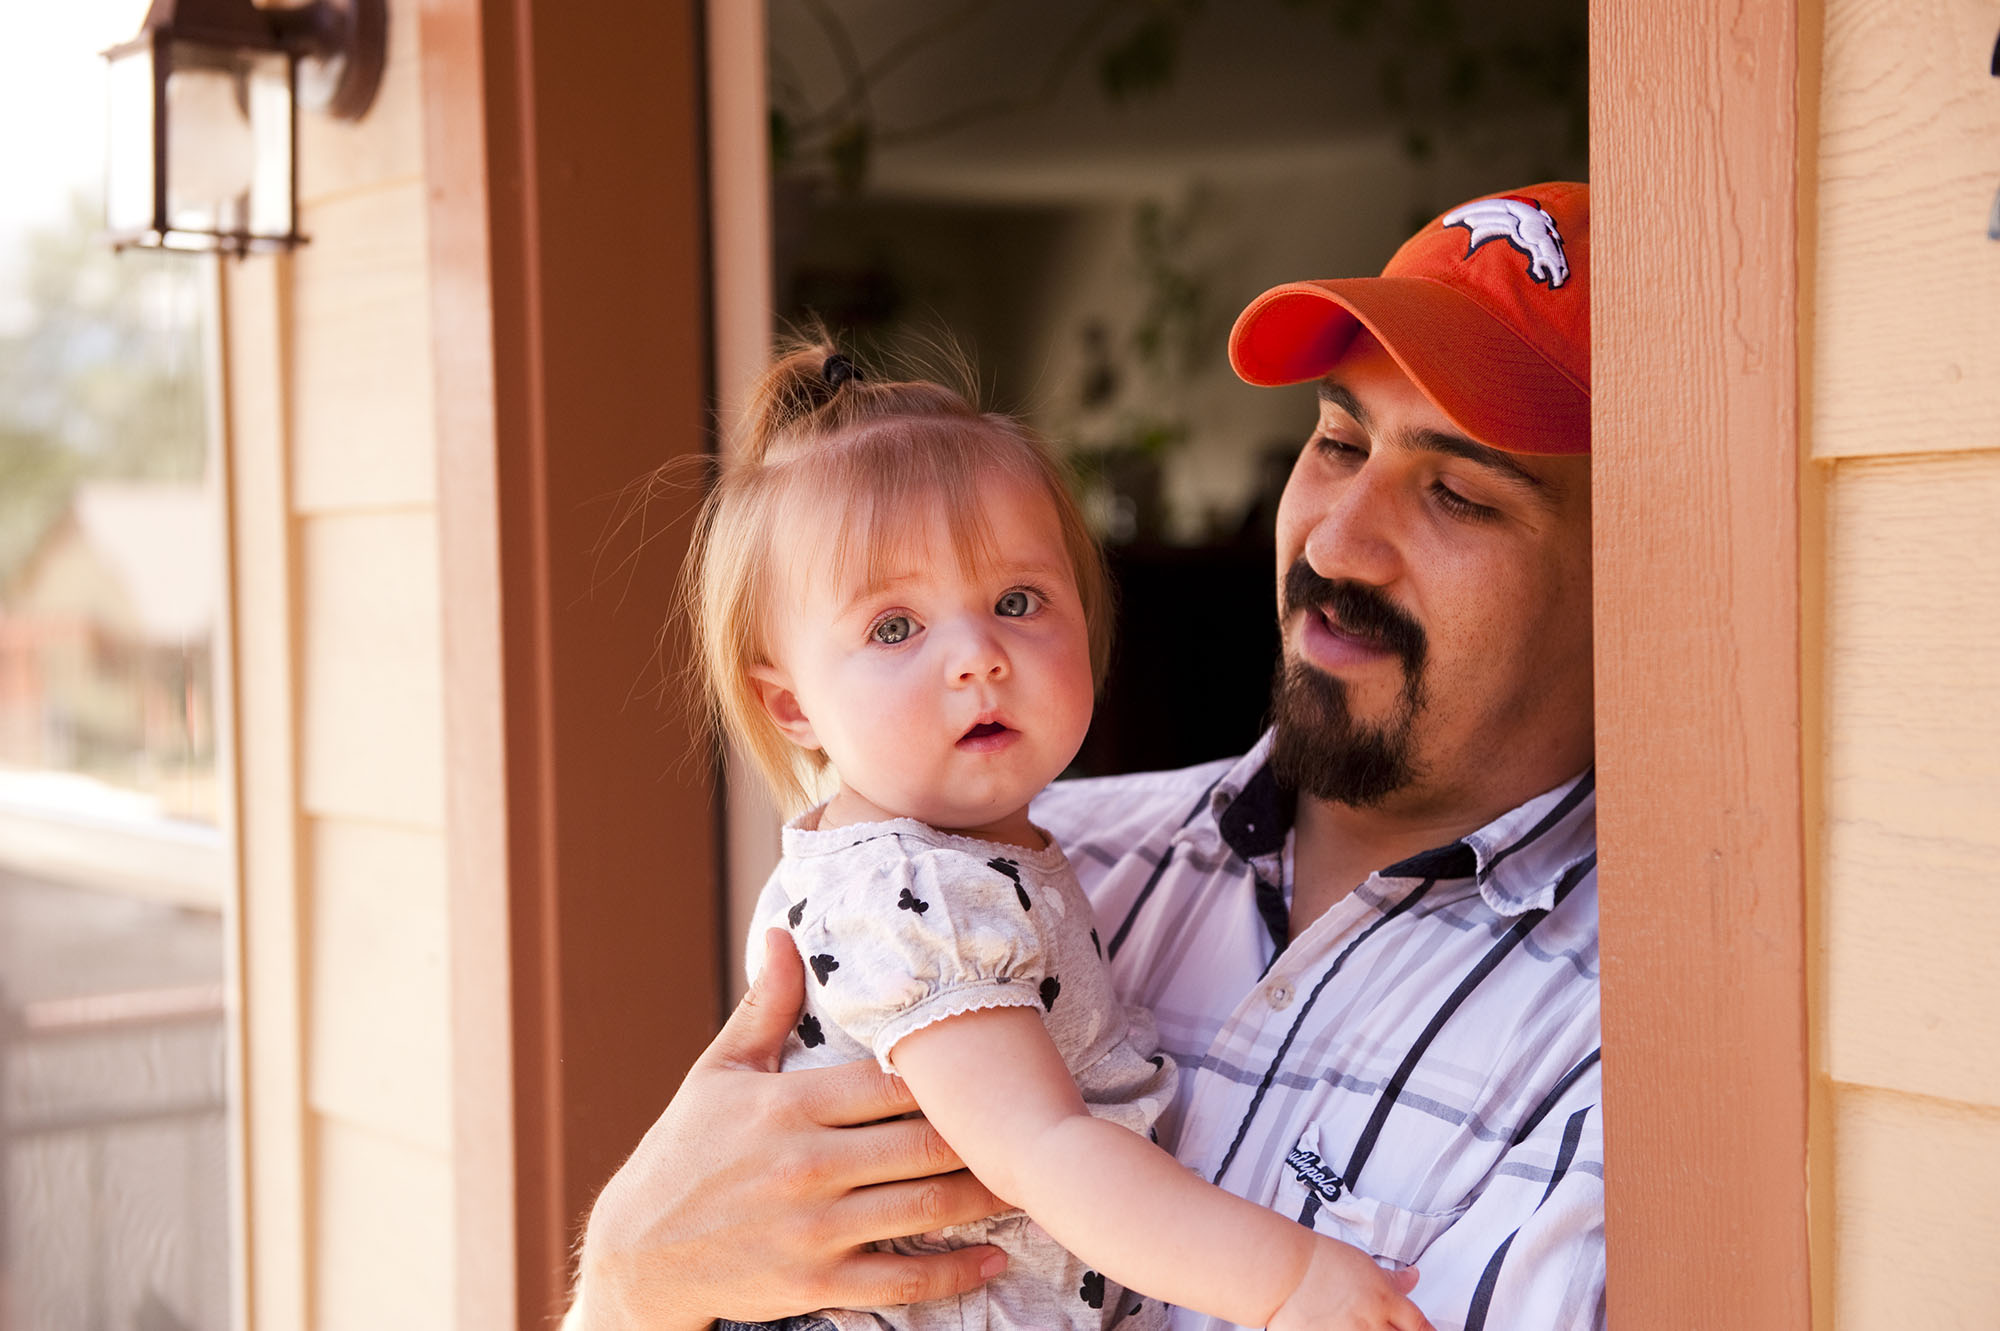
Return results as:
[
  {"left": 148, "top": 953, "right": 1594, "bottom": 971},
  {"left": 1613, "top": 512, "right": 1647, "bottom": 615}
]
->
[
  {"left": 871, "top": 615, "right": 913, "bottom": 644},
  {"left": 995, "top": 589, "right": 1039, "bottom": 617}
]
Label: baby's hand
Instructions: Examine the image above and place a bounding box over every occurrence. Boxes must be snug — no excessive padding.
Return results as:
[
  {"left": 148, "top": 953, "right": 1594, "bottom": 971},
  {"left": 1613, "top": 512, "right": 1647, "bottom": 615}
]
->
[{"left": 1267, "top": 1236, "right": 1433, "bottom": 1331}]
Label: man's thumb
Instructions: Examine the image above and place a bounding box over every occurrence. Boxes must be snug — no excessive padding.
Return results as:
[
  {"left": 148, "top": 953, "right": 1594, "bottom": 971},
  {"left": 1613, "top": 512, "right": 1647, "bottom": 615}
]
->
[
  {"left": 703, "top": 927, "right": 805, "bottom": 1072},
  {"left": 1389, "top": 1266, "right": 1419, "bottom": 1295}
]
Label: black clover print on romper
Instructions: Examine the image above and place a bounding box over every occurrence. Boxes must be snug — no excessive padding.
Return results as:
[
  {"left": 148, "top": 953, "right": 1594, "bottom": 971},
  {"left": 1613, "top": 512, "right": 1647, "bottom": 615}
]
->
[
  {"left": 787, "top": 898, "right": 806, "bottom": 928},
  {"left": 810, "top": 953, "right": 839, "bottom": 985},
  {"left": 1039, "top": 976, "right": 1061, "bottom": 1011},
  {"left": 796, "top": 1013, "right": 825, "bottom": 1048},
  {"left": 1079, "top": 1271, "right": 1105, "bottom": 1309},
  {"left": 897, "top": 887, "right": 929, "bottom": 914},
  {"left": 987, "top": 857, "right": 1031, "bottom": 911}
]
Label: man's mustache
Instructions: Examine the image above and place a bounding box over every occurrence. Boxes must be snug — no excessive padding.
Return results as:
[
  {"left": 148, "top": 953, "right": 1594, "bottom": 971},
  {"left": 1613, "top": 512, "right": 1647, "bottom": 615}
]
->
[{"left": 1281, "top": 560, "right": 1427, "bottom": 673}]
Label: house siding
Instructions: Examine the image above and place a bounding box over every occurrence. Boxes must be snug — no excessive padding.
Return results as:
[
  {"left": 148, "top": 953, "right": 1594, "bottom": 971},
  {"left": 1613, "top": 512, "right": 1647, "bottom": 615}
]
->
[
  {"left": 1813, "top": 0, "right": 2000, "bottom": 1324},
  {"left": 226, "top": 0, "right": 456, "bottom": 1325}
]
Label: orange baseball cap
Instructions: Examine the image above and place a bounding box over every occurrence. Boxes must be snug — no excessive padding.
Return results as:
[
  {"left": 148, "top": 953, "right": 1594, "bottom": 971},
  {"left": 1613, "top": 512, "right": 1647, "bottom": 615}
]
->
[{"left": 1228, "top": 181, "right": 1589, "bottom": 455}]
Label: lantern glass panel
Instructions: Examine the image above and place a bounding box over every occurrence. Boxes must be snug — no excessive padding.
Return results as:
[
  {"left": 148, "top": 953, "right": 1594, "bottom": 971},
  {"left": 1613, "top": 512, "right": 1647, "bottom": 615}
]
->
[
  {"left": 104, "top": 43, "right": 158, "bottom": 239},
  {"left": 164, "top": 52, "right": 256, "bottom": 240},
  {"left": 244, "top": 52, "right": 295, "bottom": 244}
]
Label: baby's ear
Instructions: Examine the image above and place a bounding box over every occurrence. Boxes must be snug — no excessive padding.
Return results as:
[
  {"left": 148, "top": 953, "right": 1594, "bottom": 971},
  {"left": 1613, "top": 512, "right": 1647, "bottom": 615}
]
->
[{"left": 748, "top": 665, "right": 820, "bottom": 751}]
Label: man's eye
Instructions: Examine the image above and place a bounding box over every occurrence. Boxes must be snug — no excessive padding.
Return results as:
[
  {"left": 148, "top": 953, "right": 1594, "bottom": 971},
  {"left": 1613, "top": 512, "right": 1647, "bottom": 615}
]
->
[
  {"left": 871, "top": 615, "right": 914, "bottom": 644},
  {"left": 995, "top": 589, "right": 1040, "bottom": 618},
  {"left": 1431, "top": 483, "right": 1498, "bottom": 521}
]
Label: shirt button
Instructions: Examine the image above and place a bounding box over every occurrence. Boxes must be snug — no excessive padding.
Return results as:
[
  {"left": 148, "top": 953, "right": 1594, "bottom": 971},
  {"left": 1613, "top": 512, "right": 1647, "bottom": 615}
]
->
[{"left": 1267, "top": 982, "right": 1294, "bottom": 1009}]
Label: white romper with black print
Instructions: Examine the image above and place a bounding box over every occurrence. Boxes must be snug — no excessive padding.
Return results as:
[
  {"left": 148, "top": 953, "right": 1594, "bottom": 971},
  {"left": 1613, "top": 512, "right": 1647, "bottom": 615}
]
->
[{"left": 756, "top": 810, "right": 1178, "bottom": 1331}]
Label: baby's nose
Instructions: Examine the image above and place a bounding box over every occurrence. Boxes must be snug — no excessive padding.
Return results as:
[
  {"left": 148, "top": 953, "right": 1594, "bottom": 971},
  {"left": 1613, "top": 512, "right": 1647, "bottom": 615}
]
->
[{"left": 949, "top": 629, "right": 1009, "bottom": 682}]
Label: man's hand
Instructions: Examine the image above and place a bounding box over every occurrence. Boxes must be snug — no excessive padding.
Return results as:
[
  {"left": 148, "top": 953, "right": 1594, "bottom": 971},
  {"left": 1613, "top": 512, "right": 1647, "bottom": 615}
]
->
[{"left": 568, "top": 929, "right": 1008, "bottom": 1331}]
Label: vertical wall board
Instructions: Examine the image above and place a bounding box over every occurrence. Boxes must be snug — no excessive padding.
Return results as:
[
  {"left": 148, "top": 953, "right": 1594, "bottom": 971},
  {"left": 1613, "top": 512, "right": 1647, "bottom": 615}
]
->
[
  {"left": 297, "top": 0, "right": 426, "bottom": 204},
  {"left": 1832, "top": 1086, "right": 2000, "bottom": 1325},
  {"left": 1812, "top": 0, "right": 2000, "bottom": 460},
  {"left": 312, "top": 1117, "right": 454, "bottom": 1331},
  {"left": 289, "top": 183, "right": 440, "bottom": 513},
  {"left": 205, "top": 248, "right": 252, "bottom": 1331},
  {"left": 703, "top": 0, "right": 783, "bottom": 1001},
  {"left": 298, "top": 511, "right": 447, "bottom": 827},
  {"left": 417, "top": 1, "right": 724, "bottom": 1324},
  {"left": 217, "top": 253, "right": 313, "bottom": 1331},
  {"left": 412, "top": 0, "right": 518, "bottom": 1326},
  {"left": 305, "top": 818, "right": 453, "bottom": 1152},
  {"left": 515, "top": 0, "right": 720, "bottom": 1283},
  {"left": 1591, "top": 0, "right": 1813, "bottom": 1326}
]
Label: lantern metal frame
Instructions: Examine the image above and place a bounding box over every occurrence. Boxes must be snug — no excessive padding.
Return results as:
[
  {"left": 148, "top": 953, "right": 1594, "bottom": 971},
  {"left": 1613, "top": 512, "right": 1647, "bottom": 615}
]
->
[{"left": 101, "top": 0, "right": 387, "bottom": 256}]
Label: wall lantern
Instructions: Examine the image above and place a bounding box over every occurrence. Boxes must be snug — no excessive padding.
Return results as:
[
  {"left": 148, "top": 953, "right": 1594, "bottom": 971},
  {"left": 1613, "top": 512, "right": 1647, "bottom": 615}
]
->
[{"left": 102, "top": 0, "right": 387, "bottom": 256}]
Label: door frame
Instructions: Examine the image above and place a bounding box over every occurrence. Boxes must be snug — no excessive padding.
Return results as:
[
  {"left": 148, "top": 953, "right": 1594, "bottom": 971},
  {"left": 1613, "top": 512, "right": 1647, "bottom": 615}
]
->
[
  {"left": 418, "top": 1, "right": 723, "bottom": 1325},
  {"left": 413, "top": 0, "right": 1823, "bottom": 1324}
]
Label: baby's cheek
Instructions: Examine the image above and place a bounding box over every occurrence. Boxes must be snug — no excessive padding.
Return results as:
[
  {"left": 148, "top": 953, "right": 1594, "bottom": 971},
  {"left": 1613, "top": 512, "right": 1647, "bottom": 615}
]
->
[{"left": 872, "top": 684, "right": 934, "bottom": 735}]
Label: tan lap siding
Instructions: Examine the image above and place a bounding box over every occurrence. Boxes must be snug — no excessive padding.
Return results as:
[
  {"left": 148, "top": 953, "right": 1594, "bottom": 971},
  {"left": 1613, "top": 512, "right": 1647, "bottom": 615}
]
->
[
  {"left": 305, "top": 820, "right": 451, "bottom": 1154},
  {"left": 288, "top": 247, "right": 452, "bottom": 1329},
  {"left": 1824, "top": 453, "right": 2000, "bottom": 1111},
  {"left": 1833, "top": 1088, "right": 2000, "bottom": 1327},
  {"left": 229, "top": 0, "right": 453, "bottom": 1321},
  {"left": 313, "top": 1116, "right": 454, "bottom": 1331},
  {"left": 1813, "top": 0, "right": 2000, "bottom": 461},
  {"left": 290, "top": 184, "right": 437, "bottom": 514},
  {"left": 1820, "top": 451, "right": 2000, "bottom": 1329},
  {"left": 298, "top": 512, "right": 445, "bottom": 826},
  {"left": 1813, "top": 3, "right": 2000, "bottom": 1324}
]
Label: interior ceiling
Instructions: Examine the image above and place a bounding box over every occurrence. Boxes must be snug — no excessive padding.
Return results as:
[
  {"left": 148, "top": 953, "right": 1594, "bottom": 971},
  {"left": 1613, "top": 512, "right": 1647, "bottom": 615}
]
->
[{"left": 766, "top": 0, "right": 1585, "bottom": 200}]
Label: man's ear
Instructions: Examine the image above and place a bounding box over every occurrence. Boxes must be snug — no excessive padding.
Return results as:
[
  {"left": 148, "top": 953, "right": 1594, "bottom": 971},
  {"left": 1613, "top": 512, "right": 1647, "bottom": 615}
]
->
[{"left": 748, "top": 664, "right": 821, "bottom": 751}]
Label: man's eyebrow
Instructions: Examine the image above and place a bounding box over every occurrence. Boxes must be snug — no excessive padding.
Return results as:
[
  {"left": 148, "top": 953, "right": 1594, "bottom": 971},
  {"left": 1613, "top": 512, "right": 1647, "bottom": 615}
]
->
[
  {"left": 1317, "top": 381, "right": 1371, "bottom": 429},
  {"left": 1318, "top": 380, "right": 1548, "bottom": 496},
  {"left": 1409, "top": 429, "right": 1549, "bottom": 495}
]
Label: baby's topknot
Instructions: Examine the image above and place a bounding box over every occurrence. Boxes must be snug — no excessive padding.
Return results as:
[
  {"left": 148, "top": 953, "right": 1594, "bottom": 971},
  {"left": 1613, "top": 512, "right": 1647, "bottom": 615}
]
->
[{"left": 735, "top": 339, "right": 983, "bottom": 468}]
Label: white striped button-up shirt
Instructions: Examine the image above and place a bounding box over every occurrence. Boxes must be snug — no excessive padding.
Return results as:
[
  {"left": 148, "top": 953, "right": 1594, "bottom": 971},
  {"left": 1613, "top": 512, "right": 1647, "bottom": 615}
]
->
[{"left": 1032, "top": 734, "right": 1604, "bottom": 1331}]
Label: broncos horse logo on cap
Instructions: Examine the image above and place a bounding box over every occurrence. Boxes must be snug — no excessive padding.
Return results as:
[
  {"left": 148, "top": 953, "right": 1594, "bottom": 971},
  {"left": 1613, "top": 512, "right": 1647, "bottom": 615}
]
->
[{"left": 1440, "top": 196, "right": 1570, "bottom": 289}]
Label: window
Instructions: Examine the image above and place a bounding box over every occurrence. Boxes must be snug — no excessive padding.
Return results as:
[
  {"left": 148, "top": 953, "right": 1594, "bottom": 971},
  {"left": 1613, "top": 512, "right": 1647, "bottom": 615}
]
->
[{"left": 0, "top": 9, "right": 232, "bottom": 1328}]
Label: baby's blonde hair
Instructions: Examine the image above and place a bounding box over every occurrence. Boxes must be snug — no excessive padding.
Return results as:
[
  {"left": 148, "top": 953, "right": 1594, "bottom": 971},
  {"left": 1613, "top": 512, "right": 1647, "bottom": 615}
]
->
[{"left": 686, "top": 338, "right": 1112, "bottom": 811}]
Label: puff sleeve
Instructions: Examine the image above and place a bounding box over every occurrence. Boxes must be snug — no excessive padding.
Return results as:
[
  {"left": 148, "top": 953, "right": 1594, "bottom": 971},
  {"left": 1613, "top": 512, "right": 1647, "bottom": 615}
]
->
[{"left": 785, "top": 841, "right": 1054, "bottom": 1071}]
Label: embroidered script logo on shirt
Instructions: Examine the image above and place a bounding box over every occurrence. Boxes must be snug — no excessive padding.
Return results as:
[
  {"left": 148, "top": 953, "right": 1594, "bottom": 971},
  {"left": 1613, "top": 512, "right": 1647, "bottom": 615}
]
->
[{"left": 1286, "top": 1144, "right": 1347, "bottom": 1204}]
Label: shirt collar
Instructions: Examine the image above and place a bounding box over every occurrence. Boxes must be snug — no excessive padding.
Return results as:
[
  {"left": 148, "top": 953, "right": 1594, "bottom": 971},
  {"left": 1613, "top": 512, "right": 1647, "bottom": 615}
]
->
[
  {"left": 1196, "top": 731, "right": 1596, "bottom": 918},
  {"left": 1460, "top": 767, "right": 1596, "bottom": 915}
]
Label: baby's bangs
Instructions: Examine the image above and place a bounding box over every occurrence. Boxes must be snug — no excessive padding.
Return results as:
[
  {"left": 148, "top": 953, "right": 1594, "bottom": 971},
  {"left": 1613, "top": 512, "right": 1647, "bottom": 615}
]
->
[{"left": 777, "top": 416, "right": 1038, "bottom": 594}]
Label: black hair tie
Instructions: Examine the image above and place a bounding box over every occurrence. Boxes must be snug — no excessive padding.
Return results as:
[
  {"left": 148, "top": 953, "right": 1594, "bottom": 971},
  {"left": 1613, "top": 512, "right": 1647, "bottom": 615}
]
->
[{"left": 822, "top": 354, "right": 862, "bottom": 390}]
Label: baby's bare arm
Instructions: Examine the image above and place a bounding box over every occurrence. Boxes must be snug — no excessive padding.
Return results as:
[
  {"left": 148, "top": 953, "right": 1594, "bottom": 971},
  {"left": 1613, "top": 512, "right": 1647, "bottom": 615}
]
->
[{"left": 892, "top": 1006, "right": 1432, "bottom": 1331}]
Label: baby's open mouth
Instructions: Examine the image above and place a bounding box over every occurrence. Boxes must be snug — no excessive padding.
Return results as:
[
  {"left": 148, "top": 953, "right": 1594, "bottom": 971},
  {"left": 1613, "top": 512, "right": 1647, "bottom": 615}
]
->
[{"left": 962, "top": 721, "right": 1010, "bottom": 741}]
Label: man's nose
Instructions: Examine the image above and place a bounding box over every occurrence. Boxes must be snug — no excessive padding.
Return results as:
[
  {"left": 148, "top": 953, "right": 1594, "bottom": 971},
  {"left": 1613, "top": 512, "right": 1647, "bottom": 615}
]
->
[{"left": 1301, "top": 469, "right": 1404, "bottom": 587}]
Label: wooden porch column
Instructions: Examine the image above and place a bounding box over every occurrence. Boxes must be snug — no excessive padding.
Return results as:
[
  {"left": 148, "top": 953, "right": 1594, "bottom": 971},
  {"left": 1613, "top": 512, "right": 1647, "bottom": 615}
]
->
[
  {"left": 417, "top": 2, "right": 721, "bottom": 1326},
  {"left": 1592, "top": 0, "right": 1814, "bottom": 1326}
]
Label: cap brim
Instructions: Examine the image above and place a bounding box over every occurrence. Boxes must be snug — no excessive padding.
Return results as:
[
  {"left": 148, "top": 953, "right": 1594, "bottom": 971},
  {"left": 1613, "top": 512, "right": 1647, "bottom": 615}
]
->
[{"left": 1228, "top": 278, "right": 1589, "bottom": 456}]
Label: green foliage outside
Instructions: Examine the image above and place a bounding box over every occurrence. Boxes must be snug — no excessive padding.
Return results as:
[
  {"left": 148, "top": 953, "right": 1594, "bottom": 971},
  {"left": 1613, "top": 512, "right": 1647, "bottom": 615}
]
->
[{"left": 0, "top": 193, "right": 207, "bottom": 589}]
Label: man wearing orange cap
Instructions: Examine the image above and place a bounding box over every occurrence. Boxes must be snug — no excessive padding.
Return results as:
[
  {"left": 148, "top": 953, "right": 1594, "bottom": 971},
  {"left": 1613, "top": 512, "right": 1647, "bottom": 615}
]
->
[{"left": 573, "top": 183, "right": 1603, "bottom": 1331}]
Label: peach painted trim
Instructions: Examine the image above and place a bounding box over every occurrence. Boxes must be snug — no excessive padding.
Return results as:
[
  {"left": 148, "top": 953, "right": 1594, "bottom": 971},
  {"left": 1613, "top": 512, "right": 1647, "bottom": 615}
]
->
[
  {"left": 1591, "top": 0, "right": 1814, "bottom": 1326},
  {"left": 418, "top": 1, "right": 723, "bottom": 1327}
]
